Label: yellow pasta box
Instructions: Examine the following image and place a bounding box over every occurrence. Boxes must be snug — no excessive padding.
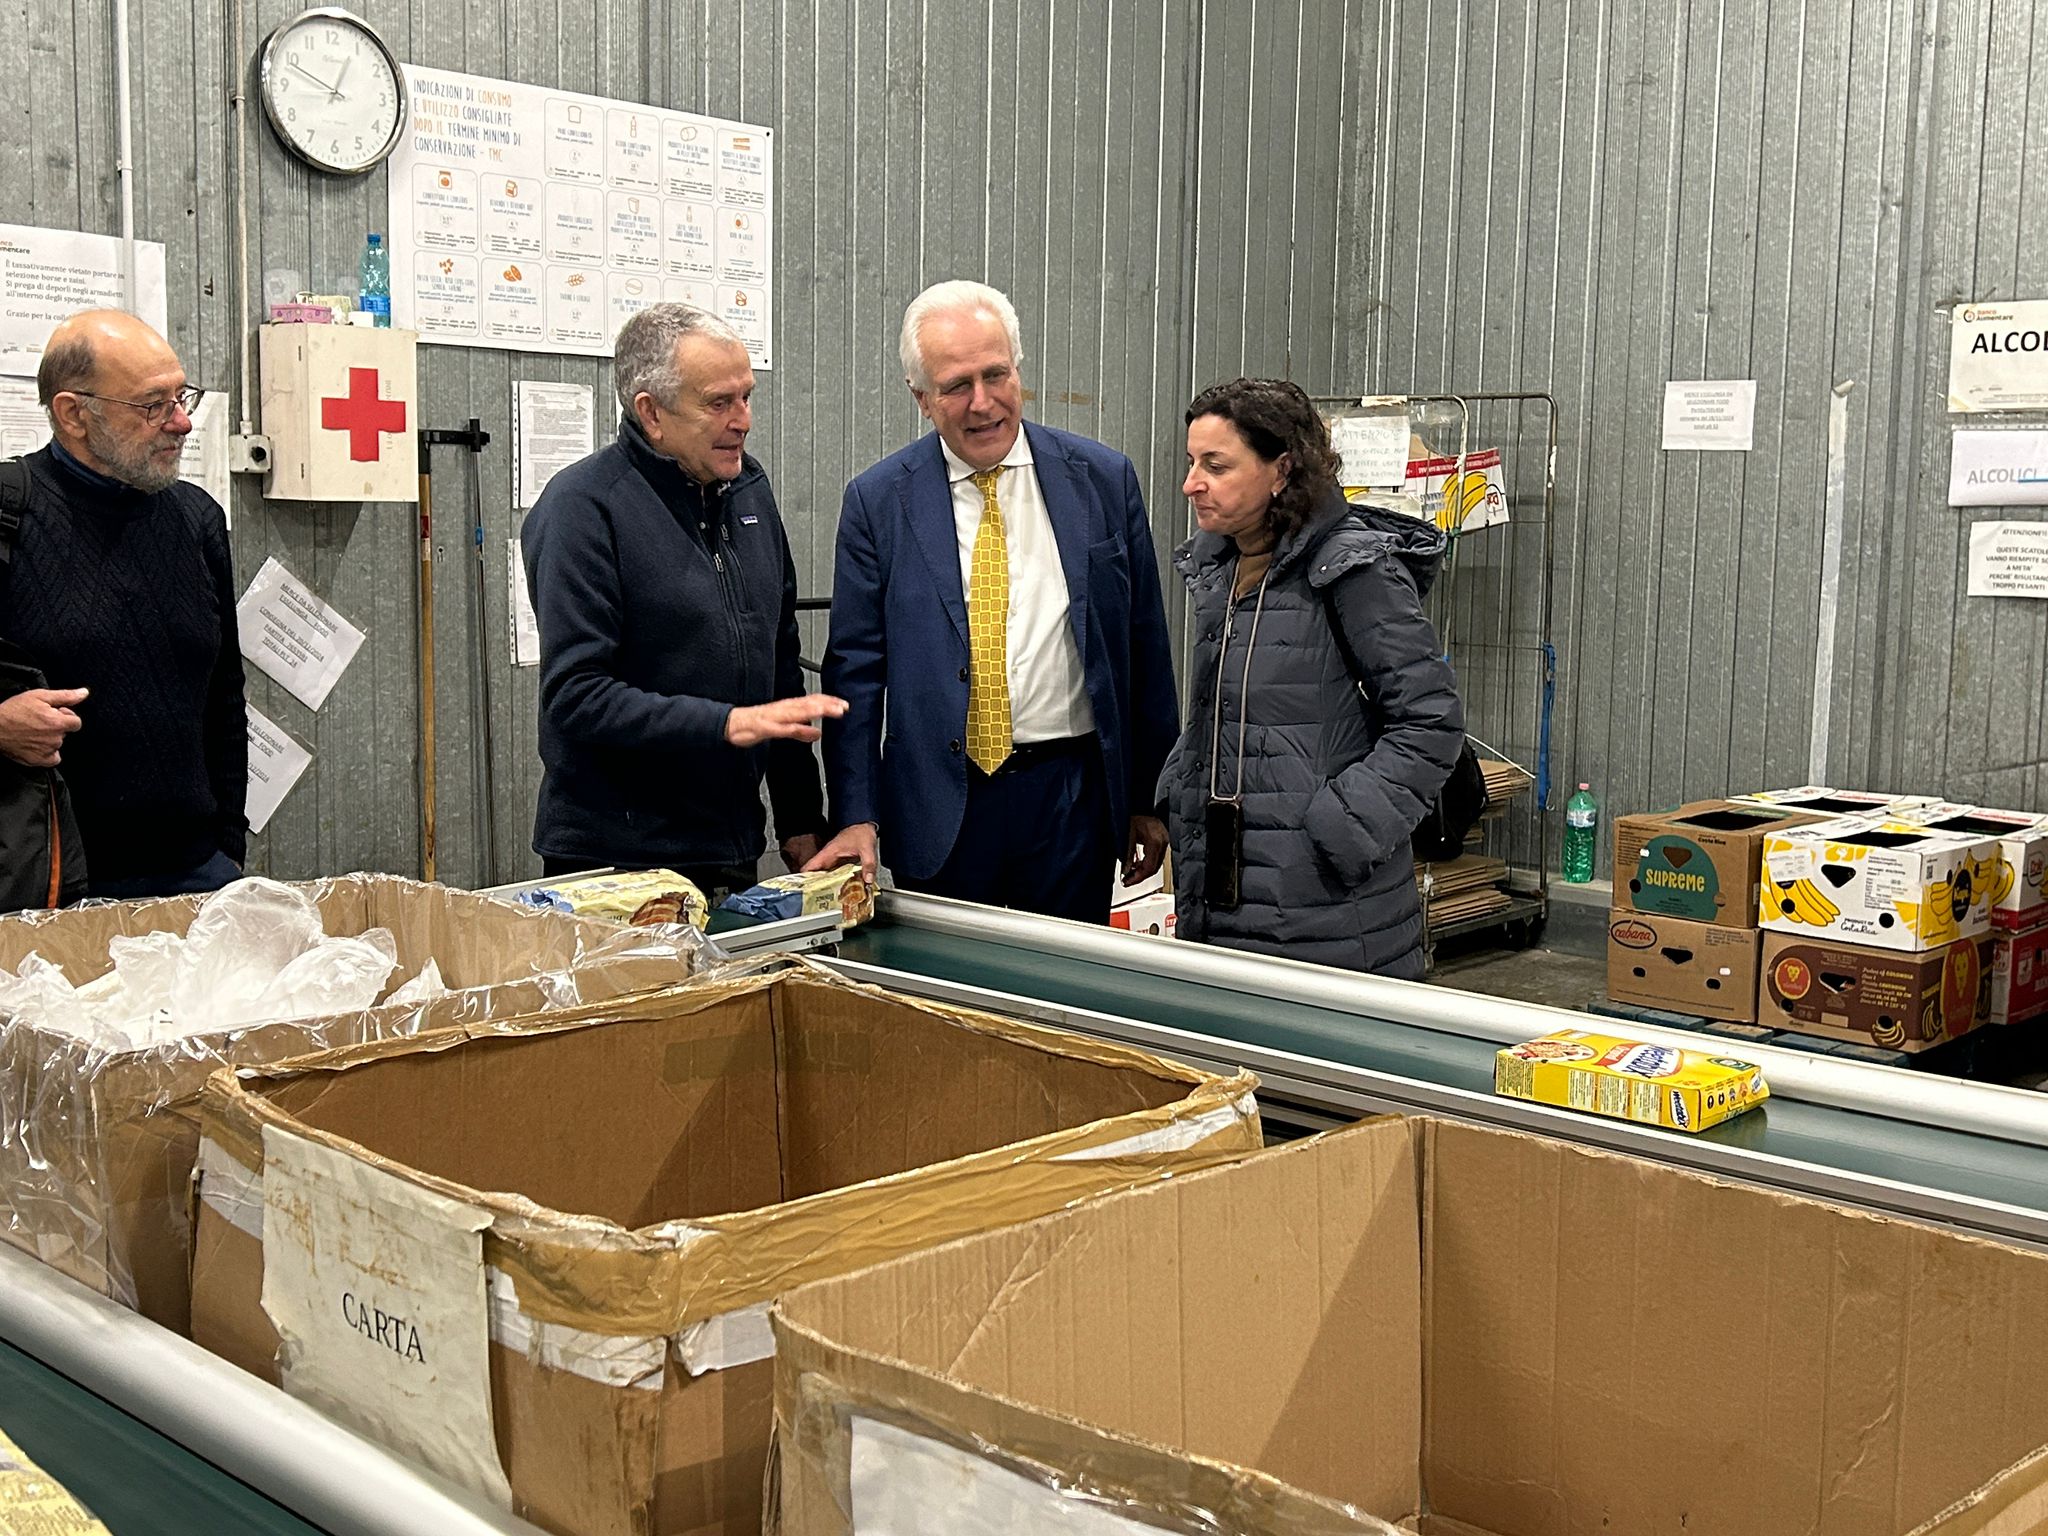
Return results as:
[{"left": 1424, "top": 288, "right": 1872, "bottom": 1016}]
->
[
  {"left": 0, "top": 1426, "right": 110, "bottom": 1534},
  {"left": 1493, "top": 1028, "right": 1767, "bottom": 1134}
]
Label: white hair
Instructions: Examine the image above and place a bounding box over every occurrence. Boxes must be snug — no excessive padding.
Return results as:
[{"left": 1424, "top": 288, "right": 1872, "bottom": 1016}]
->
[
  {"left": 613, "top": 304, "right": 746, "bottom": 416},
  {"left": 898, "top": 280, "right": 1024, "bottom": 390}
]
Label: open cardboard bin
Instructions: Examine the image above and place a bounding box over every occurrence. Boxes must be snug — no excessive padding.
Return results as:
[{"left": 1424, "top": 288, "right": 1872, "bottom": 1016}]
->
[
  {"left": 187, "top": 965, "right": 1261, "bottom": 1536},
  {"left": 773, "top": 1115, "right": 2048, "bottom": 1536},
  {"left": 0, "top": 873, "right": 694, "bottom": 1329}
]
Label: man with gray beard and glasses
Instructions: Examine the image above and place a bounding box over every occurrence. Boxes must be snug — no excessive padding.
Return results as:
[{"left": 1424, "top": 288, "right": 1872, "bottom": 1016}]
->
[{"left": 0, "top": 310, "right": 246, "bottom": 900}]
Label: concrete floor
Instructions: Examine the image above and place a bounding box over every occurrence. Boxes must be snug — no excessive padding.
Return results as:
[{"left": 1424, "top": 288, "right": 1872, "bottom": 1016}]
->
[{"left": 1429, "top": 943, "right": 1605, "bottom": 1012}]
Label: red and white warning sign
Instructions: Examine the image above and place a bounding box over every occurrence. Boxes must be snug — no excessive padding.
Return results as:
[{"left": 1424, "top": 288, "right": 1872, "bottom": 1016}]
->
[{"left": 259, "top": 324, "right": 419, "bottom": 502}]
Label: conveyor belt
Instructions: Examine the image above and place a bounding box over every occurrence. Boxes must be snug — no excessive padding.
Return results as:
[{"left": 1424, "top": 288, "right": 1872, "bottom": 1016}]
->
[{"left": 832, "top": 894, "right": 2048, "bottom": 1249}]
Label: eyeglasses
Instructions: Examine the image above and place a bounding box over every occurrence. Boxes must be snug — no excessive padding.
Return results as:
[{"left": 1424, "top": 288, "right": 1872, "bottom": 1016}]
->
[{"left": 71, "top": 385, "right": 204, "bottom": 426}]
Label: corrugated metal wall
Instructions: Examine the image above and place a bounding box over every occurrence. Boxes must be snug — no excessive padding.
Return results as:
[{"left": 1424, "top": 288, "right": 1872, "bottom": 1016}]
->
[
  {"left": 11, "top": 0, "right": 2040, "bottom": 890},
  {"left": 1336, "top": 0, "right": 2048, "bottom": 875},
  {"left": 2, "top": 0, "right": 1360, "bottom": 887}
]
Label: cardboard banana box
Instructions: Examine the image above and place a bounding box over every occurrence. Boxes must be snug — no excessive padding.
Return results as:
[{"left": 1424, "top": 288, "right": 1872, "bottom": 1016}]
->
[
  {"left": 1899, "top": 803, "right": 2048, "bottom": 934},
  {"left": 1759, "top": 932, "right": 1991, "bottom": 1049},
  {"left": 1613, "top": 800, "right": 1825, "bottom": 929},
  {"left": 1759, "top": 817, "right": 1999, "bottom": 952},
  {"left": 1605, "top": 911, "right": 1762, "bottom": 1022},
  {"left": 1732, "top": 784, "right": 1931, "bottom": 817}
]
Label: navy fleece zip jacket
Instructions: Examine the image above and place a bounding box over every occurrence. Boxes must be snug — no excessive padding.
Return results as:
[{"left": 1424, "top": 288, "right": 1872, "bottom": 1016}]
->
[{"left": 521, "top": 418, "right": 825, "bottom": 868}]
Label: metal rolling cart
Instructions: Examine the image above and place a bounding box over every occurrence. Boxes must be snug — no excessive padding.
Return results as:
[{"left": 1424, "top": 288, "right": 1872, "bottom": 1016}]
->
[{"left": 1315, "top": 391, "right": 1559, "bottom": 967}]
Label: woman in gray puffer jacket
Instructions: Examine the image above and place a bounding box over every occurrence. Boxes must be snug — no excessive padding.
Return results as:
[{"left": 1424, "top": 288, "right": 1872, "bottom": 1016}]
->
[{"left": 1159, "top": 379, "right": 1465, "bottom": 978}]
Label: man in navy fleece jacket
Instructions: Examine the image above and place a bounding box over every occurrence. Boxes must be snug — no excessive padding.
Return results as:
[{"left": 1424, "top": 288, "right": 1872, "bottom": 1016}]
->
[{"left": 521, "top": 306, "right": 843, "bottom": 896}]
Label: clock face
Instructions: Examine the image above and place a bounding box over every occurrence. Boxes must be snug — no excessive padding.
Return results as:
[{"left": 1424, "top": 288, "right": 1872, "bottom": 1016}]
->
[{"left": 261, "top": 9, "right": 407, "bottom": 175}]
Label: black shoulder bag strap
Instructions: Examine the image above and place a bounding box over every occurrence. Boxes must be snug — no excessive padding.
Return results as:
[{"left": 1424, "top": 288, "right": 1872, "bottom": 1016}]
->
[{"left": 0, "top": 457, "right": 27, "bottom": 567}]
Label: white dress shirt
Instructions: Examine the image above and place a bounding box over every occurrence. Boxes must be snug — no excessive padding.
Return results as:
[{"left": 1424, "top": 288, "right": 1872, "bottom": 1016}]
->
[{"left": 942, "top": 434, "right": 1095, "bottom": 743}]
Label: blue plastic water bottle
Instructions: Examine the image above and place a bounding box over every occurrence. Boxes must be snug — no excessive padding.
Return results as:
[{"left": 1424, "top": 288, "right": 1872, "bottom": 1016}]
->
[{"left": 358, "top": 233, "right": 390, "bottom": 327}]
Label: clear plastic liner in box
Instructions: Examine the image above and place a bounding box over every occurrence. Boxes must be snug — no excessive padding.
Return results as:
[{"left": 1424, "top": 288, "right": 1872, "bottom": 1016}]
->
[
  {"left": 0, "top": 873, "right": 713, "bottom": 1322},
  {"left": 779, "top": 1372, "right": 1404, "bottom": 1536}
]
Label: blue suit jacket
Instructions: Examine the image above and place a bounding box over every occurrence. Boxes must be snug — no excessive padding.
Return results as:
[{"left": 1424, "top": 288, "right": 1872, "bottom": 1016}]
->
[{"left": 821, "top": 422, "right": 1180, "bottom": 882}]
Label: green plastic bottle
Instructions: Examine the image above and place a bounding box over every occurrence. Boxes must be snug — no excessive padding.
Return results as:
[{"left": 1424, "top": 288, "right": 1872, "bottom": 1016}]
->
[{"left": 1562, "top": 782, "right": 1598, "bottom": 883}]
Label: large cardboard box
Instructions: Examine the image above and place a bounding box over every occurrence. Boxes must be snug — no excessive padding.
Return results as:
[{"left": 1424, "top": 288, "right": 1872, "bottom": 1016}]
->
[
  {"left": 1606, "top": 910, "right": 1762, "bottom": 1021},
  {"left": 1901, "top": 803, "right": 2048, "bottom": 933},
  {"left": 0, "top": 874, "right": 690, "bottom": 1330},
  {"left": 1988, "top": 924, "right": 2048, "bottom": 1026},
  {"left": 1613, "top": 798, "right": 1824, "bottom": 927},
  {"left": 771, "top": 1117, "right": 2048, "bottom": 1536},
  {"left": 186, "top": 966, "right": 1261, "bottom": 1536},
  {"left": 1759, "top": 931, "right": 1991, "bottom": 1049},
  {"left": 1760, "top": 817, "right": 2000, "bottom": 951}
]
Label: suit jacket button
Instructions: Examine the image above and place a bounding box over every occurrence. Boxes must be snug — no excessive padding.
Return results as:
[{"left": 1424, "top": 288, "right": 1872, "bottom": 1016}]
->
[
  {"left": 949, "top": 739, "right": 962, "bottom": 754},
  {"left": 957, "top": 667, "right": 969, "bottom": 682}
]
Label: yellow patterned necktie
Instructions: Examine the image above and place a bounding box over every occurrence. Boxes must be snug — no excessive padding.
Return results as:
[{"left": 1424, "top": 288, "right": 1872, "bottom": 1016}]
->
[{"left": 965, "top": 466, "right": 1012, "bottom": 773}]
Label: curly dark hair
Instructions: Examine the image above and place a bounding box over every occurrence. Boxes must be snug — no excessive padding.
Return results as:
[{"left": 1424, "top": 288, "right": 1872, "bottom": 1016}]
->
[{"left": 1184, "top": 377, "right": 1342, "bottom": 539}]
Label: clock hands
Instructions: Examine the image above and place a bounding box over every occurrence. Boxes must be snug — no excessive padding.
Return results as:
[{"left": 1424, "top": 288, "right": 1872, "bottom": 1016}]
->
[{"left": 288, "top": 60, "right": 342, "bottom": 97}]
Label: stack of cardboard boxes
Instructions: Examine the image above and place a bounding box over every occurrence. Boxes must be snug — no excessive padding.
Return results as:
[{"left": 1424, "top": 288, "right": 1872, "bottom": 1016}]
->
[
  {"left": 1610, "top": 785, "right": 2048, "bottom": 1050},
  {"left": 1605, "top": 797, "right": 1830, "bottom": 1026}
]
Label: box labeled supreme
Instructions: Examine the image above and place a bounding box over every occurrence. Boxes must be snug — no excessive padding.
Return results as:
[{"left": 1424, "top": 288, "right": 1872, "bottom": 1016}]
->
[
  {"left": 769, "top": 1116, "right": 2048, "bottom": 1536},
  {"left": 1493, "top": 1028, "right": 1766, "bottom": 1133},
  {"left": 1759, "top": 817, "right": 1999, "bottom": 952},
  {"left": 1899, "top": 803, "right": 2048, "bottom": 933},
  {"left": 1606, "top": 912, "right": 1762, "bottom": 1022},
  {"left": 1759, "top": 932, "right": 1991, "bottom": 1049},
  {"left": 1614, "top": 799, "right": 1824, "bottom": 927}
]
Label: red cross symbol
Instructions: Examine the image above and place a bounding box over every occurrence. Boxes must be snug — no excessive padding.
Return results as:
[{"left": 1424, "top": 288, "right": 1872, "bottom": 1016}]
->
[{"left": 320, "top": 367, "right": 408, "bottom": 462}]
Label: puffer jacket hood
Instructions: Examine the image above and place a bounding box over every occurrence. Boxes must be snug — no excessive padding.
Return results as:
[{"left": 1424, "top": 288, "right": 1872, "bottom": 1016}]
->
[{"left": 1159, "top": 487, "right": 1464, "bottom": 977}]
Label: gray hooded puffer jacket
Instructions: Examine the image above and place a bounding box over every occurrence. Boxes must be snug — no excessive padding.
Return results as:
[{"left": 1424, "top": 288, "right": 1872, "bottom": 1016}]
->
[{"left": 1159, "top": 491, "right": 1465, "bottom": 977}]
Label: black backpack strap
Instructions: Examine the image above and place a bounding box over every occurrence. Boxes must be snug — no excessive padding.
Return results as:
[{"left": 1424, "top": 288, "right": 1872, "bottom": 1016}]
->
[{"left": 0, "top": 458, "right": 28, "bottom": 568}]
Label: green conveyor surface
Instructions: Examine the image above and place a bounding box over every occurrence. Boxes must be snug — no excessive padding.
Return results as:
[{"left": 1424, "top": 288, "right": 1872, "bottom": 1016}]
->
[
  {"left": 838, "top": 918, "right": 2048, "bottom": 1218},
  {"left": 0, "top": 1338, "right": 324, "bottom": 1535}
]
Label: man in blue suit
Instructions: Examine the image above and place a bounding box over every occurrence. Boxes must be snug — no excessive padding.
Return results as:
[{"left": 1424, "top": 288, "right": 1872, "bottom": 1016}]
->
[{"left": 805, "top": 280, "right": 1178, "bottom": 922}]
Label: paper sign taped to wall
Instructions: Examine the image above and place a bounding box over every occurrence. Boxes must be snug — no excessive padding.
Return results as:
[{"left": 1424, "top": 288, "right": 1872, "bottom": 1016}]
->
[
  {"left": 245, "top": 705, "right": 312, "bottom": 835},
  {"left": 260, "top": 1125, "right": 514, "bottom": 1509},
  {"left": 508, "top": 536, "right": 539, "bottom": 667},
  {"left": 1967, "top": 521, "right": 2048, "bottom": 599},
  {"left": 1662, "top": 380, "right": 1756, "bottom": 451},
  {"left": 1950, "top": 429, "right": 2048, "bottom": 507},
  {"left": 1949, "top": 300, "right": 2048, "bottom": 413},
  {"left": 1328, "top": 411, "right": 1410, "bottom": 487},
  {"left": 0, "top": 223, "right": 168, "bottom": 377},
  {"left": 237, "top": 558, "right": 367, "bottom": 713}
]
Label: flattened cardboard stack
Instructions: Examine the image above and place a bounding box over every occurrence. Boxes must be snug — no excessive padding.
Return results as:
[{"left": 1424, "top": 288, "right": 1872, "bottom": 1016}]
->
[
  {"left": 186, "top": 965, "right": 1260, "bottom": 1536},
  {"left": 1757, "top": 816, "right": 2001, "bottom": 1050},
  {"left": 772, "top": 1116, "right": 2048, "bottom": 1536},
  {"left": 1606, "top": 798, "right": 1824, "bottom": 1022},
  {"left": 0, "top": 874, "right": 692, "bottom": 1330}
]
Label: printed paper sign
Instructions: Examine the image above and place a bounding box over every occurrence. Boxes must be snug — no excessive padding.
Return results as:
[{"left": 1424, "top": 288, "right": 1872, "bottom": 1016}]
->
[
  {"left": 849, "top": 1416, "right": 1162, "bottom": 1536},
  {"left": 178, "top": 391, "right": 233, "bottom": 527},
  {"left": 261, "top": 1125, "right": 514, "bottom": 1508},
  {"left": 1949, "top": 300, "right": 2048, "bottom": 413},
  {"left": 1662, "top": 380, "right": 1757, "bottom": 451},
  {"left": 245, "top": 706, "right": 312, "bottom": 835},
  {"left": 508, "top": 536, "right": 540, "bottom": 667},
  {"left": 513, "top": 380, "right": 594, "bottom": 508},
  {"left": 0, "top": 223, "right": 169, "bottom": 377},
  {"left": 1967, "top": 521, "right": 2048, "bottom": 599},
  {"left": 0, "top": 377, "right": 48, "bottom": 457},
  {"left": 1949, "top": 429, "right": 2048, "bottom": 507},
  {"left": 236, "top": 558, "right": 367, "bottom": 712},
  {"left": 389, "top": 67, "right": 774, "bottom": 367},
  {"left": 1327, "top": 411, "right": 1410, "bottom": 487}
]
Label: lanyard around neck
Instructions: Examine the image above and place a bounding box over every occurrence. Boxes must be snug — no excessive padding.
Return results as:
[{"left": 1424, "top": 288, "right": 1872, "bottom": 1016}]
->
[{"left": 1206, "top": 560, "right": 1272, "bottom": 803}]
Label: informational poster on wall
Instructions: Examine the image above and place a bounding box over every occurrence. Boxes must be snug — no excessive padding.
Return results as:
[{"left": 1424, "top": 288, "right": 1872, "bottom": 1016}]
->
[
  {"left": 0, "top": 222, "right": 168, "bottom": 377},
  {"left": 1949, "top": 428, "right": 2048, "bottom": 507},
  {"left": 1949, "top": 300, "right": 2048, "bottom": 413},
  {"left": 386, "top": 66, "right": 773, "bottom": 368},
  {"left": 1967, "top": 521, "right": 2048, "bottom": 599}
]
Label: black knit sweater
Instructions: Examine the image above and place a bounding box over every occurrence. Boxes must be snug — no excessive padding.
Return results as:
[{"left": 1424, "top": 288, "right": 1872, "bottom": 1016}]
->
[{"left": 1, "top": 444, "right": 246, "bottom": 882}]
